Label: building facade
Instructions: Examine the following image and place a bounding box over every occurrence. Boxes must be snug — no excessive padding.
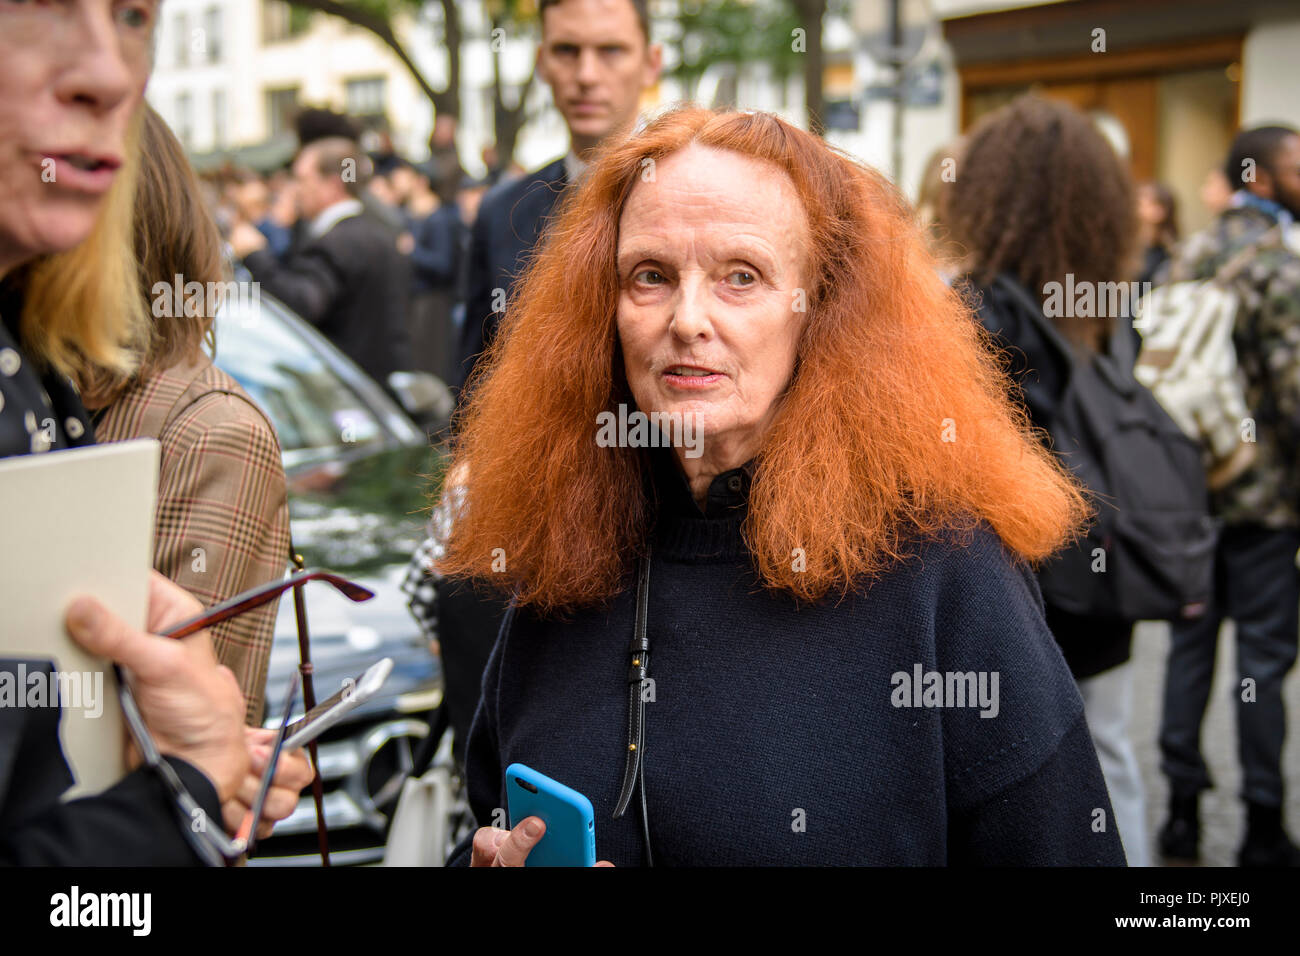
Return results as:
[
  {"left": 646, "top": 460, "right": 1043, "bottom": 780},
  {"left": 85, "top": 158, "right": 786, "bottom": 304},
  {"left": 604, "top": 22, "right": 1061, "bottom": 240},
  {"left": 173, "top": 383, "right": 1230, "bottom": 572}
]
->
[{"left": 147, "top": 0, "right": 1300, "bottom": 218}]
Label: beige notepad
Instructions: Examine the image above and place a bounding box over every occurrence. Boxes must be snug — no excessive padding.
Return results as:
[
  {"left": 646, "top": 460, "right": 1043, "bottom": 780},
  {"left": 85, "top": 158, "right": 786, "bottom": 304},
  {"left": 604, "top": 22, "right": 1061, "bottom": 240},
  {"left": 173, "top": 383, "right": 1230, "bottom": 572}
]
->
[{"left": 0, "top": 438, "right": 159, "bottom": 797}]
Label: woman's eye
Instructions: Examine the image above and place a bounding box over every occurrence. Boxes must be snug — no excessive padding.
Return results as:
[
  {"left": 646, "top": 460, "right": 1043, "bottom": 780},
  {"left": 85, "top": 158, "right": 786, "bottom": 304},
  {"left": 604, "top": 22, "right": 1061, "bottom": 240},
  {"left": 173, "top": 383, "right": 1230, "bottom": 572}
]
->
[
  {"left": 634, "top": 269, "right": 665, "bottom": 285},
  {"left": 727, "top": 270, "right": 757, "bottom": 287}
]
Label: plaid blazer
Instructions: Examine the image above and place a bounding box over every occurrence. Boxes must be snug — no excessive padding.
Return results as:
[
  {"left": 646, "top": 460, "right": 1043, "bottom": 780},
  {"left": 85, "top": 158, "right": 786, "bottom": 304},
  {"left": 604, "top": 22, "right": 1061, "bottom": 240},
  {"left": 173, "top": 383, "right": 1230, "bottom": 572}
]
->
[{"left": 95, "top": 357, "right": 291, "bottom": 724}]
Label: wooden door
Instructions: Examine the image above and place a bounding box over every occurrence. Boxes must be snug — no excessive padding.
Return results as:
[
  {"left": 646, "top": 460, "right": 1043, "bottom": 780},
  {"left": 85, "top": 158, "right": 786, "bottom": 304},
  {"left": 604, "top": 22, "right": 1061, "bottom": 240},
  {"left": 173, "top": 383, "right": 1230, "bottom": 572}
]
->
[{"left": 1038, "top": 77, "right": 1159, "bottom": 181}]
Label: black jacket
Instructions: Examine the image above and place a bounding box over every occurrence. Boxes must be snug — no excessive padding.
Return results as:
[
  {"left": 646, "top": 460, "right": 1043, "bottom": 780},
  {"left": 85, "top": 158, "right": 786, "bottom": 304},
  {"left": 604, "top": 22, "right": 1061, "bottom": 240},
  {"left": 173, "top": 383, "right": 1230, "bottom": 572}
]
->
[
  {"left": 245, "top": 210, "right": 413, "bottom": 386},
  {"left": 0, "top": 662, "right": 221, "bottom": 865},
  {"left": 409, "top": 205, "right": 465, "bottom": 295},
  {"left": 965, "top": 275, "right": 1070, "bottom": 434},
  {"left": 964, "top": 275, "right": 1133, "bottom": 678},
  {"left": 0, "top": 307, "right": 220, "bottom": 864},
  {"left": 456, "top": 159, "right": 568, "bottom": 393}
]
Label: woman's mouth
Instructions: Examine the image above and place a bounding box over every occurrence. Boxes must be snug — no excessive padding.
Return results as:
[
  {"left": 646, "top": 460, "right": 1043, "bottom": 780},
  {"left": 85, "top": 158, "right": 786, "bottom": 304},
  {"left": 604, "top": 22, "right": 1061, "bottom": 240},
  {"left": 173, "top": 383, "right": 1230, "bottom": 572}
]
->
[
  {"left": 663, "top": 365, "right": 725, "bottom": 389},
  {"left": 43, "top": 153, "right": 123, "bottom": 194}
]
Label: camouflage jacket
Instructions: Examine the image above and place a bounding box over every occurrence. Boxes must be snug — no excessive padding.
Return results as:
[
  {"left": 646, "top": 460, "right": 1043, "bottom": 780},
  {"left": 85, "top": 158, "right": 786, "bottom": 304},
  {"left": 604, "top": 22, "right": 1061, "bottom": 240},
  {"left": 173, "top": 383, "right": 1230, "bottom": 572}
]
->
[{"left": 1161, "top": 205, "right": 1300, "bottom": 528}]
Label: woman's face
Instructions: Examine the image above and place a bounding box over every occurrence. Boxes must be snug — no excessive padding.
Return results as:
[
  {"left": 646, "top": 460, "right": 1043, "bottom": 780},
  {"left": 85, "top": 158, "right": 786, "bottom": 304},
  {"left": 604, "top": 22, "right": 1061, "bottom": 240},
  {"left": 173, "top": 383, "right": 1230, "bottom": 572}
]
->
[
  {"left": 616, "top": 144, "right": 810, "bottom": 468},
  {"left": 0, "top": 0, "right": 155, "bottom": 273},
  {"left": 1136, "top": 184, "right": 1166, "bottom": 227}
]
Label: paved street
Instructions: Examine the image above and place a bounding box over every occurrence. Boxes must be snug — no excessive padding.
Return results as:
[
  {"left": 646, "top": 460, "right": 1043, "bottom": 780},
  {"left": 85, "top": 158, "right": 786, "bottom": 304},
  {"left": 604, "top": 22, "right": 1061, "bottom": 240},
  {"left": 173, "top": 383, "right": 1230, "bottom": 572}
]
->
[{"left": 1131, "top": 619, "right": 1300, "bottom": 867}]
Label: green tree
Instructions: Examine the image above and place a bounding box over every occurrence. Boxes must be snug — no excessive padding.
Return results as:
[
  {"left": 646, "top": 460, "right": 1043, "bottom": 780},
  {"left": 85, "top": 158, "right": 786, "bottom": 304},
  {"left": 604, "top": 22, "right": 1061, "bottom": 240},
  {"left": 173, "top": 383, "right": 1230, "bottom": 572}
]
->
[
  {"left": 790, "top": 0, "right": 827, "bottom": 137},
  {"left": 670, "top": 0, "right": 827, "bottom": 136},
  {"left": 483, "top": 0, "right": 541, "bottom": 169},
  {"left": 284, "top": 0, "right": 463, "bottom": 119},
  {"left": 284, "top": 0, "right": 540, "bottom": 165}
]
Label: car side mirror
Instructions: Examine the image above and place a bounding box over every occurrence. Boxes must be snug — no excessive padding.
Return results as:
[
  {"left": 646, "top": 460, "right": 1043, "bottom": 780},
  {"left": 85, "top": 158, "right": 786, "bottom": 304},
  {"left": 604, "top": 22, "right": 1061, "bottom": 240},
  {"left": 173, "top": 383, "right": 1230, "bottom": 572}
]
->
[{"left": 387, "top": 371, "right": 454, "bottom": 428}]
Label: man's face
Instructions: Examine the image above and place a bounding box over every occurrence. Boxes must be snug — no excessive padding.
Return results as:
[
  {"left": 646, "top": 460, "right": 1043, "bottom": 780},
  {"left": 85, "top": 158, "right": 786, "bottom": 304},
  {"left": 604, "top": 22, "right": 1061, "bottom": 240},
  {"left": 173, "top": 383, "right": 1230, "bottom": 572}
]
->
[
  {"left": 537, "top": 0, "right": 662, "bottom": 156},
  {"left": 457, "top": 186, "right": 488, "bottom": 225},
  {"left": 232, "top": 179, "right": 269, "bottom": 221},
  {"left": 1262, "top": 135, "right": 1300, "bottom": 220},
  {"left": 0, "top": 0, "right": 156, "bottom": 274},
  {"left": 292, "top": 148, "right": 338, "bottom": 221},
  {"left": 389, "top": 166, "right": 419, "bottom": 205}
]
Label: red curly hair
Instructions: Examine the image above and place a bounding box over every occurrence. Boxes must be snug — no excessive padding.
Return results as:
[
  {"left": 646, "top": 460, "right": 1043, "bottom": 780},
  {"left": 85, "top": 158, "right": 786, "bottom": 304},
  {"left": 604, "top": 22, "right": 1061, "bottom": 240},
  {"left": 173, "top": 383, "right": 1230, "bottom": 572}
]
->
[{"left": 438, "top": 107, "right": 1089, "bottom": 612}]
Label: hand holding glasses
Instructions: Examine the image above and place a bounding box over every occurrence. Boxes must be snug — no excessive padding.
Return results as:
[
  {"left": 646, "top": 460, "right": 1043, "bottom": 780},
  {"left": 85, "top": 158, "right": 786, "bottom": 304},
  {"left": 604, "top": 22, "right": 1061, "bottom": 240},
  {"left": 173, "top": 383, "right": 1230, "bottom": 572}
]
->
[{"left": 113, "top": 568, "right": 374, "bottom": 865}]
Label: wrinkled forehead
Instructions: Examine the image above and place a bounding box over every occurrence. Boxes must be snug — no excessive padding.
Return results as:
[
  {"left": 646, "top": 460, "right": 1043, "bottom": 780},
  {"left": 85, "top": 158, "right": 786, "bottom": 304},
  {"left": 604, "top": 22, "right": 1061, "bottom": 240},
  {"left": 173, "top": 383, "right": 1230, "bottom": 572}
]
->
[{"left": 617, "top": 144, "right": 812, "bottom": 260}]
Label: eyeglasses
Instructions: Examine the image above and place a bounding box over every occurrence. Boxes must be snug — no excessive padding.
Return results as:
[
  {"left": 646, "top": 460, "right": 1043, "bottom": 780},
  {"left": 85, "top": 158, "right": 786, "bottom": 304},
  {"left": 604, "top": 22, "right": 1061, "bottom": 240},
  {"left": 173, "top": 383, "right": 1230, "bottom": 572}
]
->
[
  {"left": 117, "top": 568, "right": 374, "bottom": 866},
  {"left": 160, "top": 570, "right": 373, "bottom": 639}
]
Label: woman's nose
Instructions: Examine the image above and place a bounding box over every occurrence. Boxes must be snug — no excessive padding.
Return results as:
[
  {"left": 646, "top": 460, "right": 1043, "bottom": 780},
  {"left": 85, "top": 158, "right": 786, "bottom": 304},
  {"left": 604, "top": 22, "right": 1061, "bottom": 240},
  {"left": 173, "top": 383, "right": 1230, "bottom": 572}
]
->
[
  {"left": 668, "top": 278, "right": 713, "bottom": 341},
  {"left": 54, "top": 6, "right": 138, "bottom": 115}
]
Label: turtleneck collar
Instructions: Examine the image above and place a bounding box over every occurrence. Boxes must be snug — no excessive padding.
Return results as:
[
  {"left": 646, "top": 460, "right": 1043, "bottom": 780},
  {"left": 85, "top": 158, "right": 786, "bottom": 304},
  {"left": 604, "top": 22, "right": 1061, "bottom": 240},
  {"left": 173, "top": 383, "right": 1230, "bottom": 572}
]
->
[{"left": 644, "top": 445, "right": 756, "bottom": 562}]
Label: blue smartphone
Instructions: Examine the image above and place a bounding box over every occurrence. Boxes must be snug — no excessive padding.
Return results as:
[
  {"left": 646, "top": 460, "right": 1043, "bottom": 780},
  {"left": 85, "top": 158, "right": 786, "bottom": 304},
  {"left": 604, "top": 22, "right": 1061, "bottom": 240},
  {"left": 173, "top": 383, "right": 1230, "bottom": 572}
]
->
[{"left": 504, "top": 763, "right": 597, "bottom": 867}]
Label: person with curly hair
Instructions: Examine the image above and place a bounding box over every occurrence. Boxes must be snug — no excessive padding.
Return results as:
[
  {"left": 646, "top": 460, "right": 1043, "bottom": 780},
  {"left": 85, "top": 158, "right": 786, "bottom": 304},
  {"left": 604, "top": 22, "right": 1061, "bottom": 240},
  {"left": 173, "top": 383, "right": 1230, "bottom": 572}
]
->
[{"left": 943, "top": 94, "right": 1149, "bottom": 865}]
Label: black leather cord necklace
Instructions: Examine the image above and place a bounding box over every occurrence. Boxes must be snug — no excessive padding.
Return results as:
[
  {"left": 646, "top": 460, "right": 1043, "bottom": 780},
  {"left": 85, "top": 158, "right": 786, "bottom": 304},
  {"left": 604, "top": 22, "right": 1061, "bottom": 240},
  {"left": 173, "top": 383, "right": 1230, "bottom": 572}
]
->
[{"left": 612, "top": 548, "right": 654, "bottom": 866}]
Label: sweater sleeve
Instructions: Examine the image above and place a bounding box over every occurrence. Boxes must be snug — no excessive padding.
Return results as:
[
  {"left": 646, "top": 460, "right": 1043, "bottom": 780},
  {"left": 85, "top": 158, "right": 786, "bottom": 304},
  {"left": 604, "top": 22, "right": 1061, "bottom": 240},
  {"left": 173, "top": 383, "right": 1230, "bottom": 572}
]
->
[
  {"left": 444, "top": 601, "right": 511, "bottom": 866},
  {"left": 931, "top": 526, "right": 1127, "bottom": 865},
  {"left": 948, "top": 711, "right": 1126, "bottom": 865},
  {"left": 243, "top": 242, "right": 345, "bottom": 328}
]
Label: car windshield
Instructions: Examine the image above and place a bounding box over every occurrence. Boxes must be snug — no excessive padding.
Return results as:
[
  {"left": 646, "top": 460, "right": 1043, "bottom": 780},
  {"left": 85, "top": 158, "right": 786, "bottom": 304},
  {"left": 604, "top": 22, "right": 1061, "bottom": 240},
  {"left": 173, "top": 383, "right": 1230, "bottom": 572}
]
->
[{"left": 212, "top": 300, "right": 384, "bottom": 453}]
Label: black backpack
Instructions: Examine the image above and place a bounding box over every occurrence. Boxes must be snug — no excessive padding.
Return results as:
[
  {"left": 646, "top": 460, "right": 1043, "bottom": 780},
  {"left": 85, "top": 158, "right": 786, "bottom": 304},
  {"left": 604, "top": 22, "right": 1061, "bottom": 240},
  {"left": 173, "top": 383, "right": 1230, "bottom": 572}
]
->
[{"left": 995, "top": 276, "right": 1217, "bottom": 621}]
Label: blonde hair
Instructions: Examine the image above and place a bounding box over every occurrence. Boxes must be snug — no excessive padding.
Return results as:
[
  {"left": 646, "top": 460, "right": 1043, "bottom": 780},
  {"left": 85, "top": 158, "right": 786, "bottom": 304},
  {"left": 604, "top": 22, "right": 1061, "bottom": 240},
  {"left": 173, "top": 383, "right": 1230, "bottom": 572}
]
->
[
  {"left": 17, "top": 111, "right": 151, "bottom": 395},
  {"left": 82, "top": 104, "right": 224, "bottom": 406}
]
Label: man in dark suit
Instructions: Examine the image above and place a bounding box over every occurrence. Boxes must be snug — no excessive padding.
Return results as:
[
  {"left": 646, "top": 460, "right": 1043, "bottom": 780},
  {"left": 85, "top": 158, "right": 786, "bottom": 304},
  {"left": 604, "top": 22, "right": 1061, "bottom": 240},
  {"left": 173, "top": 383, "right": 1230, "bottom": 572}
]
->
[
  {"left": 233, "top": 138, "right": 413, "bottom": 389},
  {"left": 456, "top": 0, "right": 662, "bottom": 396}
]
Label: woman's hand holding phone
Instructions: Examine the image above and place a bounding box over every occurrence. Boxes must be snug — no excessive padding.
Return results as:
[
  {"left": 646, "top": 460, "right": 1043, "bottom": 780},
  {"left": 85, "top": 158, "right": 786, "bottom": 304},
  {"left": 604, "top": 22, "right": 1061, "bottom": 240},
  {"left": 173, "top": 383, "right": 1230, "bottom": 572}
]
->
[{"left": 469, "top": 820, "right": 615, "bottom": 867}]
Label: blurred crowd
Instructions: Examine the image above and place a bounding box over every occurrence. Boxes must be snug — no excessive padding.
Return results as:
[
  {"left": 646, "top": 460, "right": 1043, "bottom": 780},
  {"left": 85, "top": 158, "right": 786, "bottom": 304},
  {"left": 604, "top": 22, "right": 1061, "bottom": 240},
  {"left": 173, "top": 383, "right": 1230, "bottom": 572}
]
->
[
  {"left": 198, "top": 109, "right": 511, "bottom": 392},
  {"left": 4, "top": 0, "right": 1300, "bottom": 872}
]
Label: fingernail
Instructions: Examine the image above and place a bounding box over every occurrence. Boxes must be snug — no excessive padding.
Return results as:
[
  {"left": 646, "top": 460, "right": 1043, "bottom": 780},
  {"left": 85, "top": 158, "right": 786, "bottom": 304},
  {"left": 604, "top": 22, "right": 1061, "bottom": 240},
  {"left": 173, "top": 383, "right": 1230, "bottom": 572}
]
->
[
  {"left": 524, "top": 819, "right": 543, "bottom": 839},
  {"left": 65, "top": 598, "right": 95, "bottom": 639}
]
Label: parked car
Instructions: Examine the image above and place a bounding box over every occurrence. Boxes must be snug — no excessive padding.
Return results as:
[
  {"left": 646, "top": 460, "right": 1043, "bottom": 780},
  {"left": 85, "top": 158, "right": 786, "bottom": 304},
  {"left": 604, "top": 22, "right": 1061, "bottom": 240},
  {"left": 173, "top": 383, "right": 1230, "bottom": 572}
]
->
[{"left": 212, "top": 288, "right": 448, "bottom": 865}]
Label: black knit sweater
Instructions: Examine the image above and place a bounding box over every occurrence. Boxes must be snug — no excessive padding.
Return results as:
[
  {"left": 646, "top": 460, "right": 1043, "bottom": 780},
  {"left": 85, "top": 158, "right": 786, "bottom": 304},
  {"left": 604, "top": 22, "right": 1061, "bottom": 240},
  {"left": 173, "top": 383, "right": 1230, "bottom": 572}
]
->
[{"left": 448, "top": 449, "right": 1126, "bottom": 866}]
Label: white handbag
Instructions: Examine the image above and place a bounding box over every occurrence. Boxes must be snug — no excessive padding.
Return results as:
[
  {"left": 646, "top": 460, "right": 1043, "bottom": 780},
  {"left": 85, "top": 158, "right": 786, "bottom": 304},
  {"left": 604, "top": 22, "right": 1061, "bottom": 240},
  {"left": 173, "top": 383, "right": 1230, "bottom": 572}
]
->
[{"left": 382, "top": 730, "right": 466, "bottom": 866}]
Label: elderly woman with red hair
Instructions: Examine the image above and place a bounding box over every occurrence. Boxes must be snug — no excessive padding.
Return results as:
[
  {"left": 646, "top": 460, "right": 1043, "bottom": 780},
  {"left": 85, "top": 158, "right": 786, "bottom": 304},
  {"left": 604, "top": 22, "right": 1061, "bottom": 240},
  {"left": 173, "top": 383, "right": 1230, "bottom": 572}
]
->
[{"left": 439, "top": 107, "right": 1126, "bottom": 867}]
